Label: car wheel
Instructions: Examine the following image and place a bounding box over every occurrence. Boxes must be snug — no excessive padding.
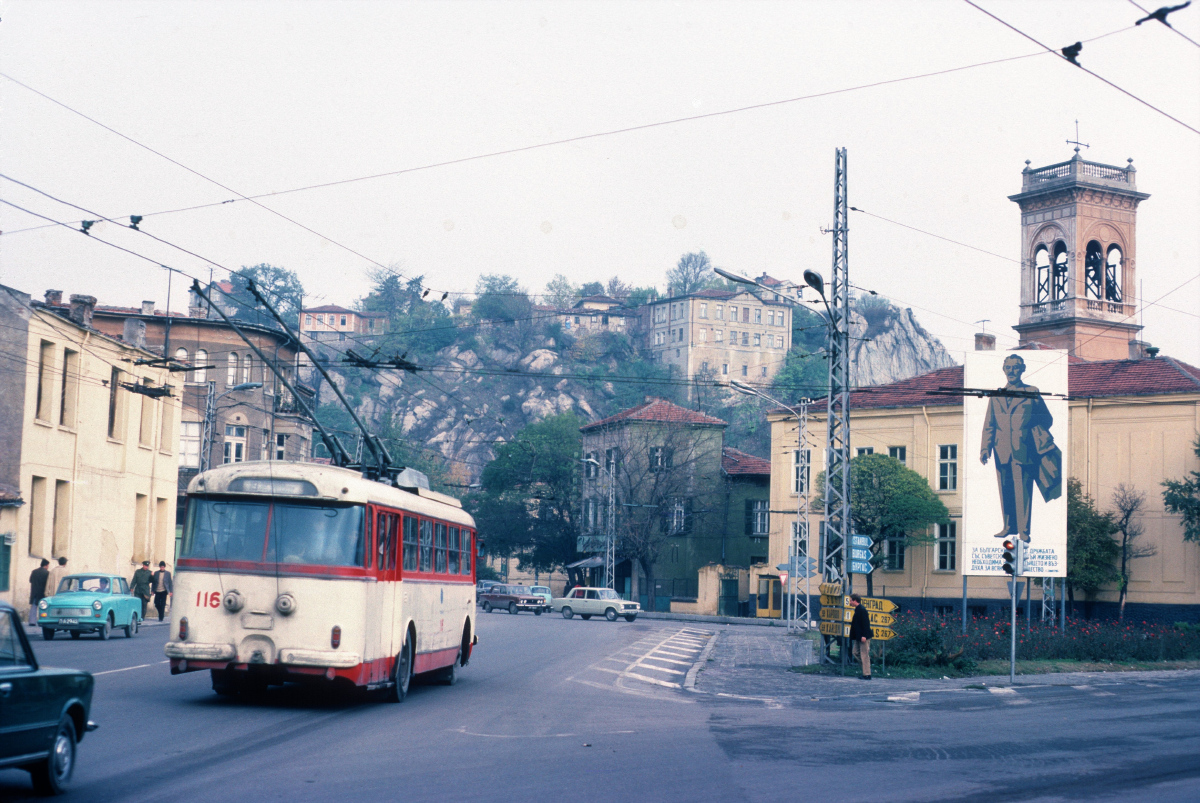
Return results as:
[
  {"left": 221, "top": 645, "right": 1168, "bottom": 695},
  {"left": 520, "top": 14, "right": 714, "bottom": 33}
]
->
[
  {"left": 98, "top": 615, "right": 112, "bottom": 640},
  {"left": 580, "top": 614, "right": 592, "bottom": 620},
  {"left": 534, "top": 609, "right": 542, "bottom": 616},
  {"left": 384, "top": 630, "right": 413, "bottom": 703},
  {"left": 605, "top": 608, "right": 619, "bottom": 622},
  {"left": 70, "top": 630, "right": 81, "bottom": 640},
  {"left": 508, "top": 602, "right": 518, "bottom": 615},
  {"left": 29, "top": 715, "right": 76, "bottom": 795},
  {"left": 125, "top": 614, "right": 139, "bottom": 638},
  {"left": 561, "top": 607, "right": 573, "bottom": 620},
  {"left": 482, "top": 601, "right": 491, "bottom": 613},
  {"left": 42, "top": 628, "right": 55, "bottom": 640},
  {"left": 624, "top": 614, "right": 638, "bottom": 622}
]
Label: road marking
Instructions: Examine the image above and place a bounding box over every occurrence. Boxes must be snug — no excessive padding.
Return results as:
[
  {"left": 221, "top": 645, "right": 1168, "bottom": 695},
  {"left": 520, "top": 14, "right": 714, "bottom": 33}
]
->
[
  {"left": 94, "top": 660, "right": 169, "bottom": 676},
  {"left": 641, "top": 654, "right": 691, "bottom": 666},
  {"left": 653, "top": 649, "right": 696, "bottom": 659},
  {"left": 623, "top": 672, "right": 680, "bottom": 688},
  {"left": 888, "top": 692, "right": 920, "bottom": 702},
  {"left": 633, "top": 662, "right": 684, "bottom": 675},
  {"left": 987, "top": 687, "right": 1016, "bottom": 695}
]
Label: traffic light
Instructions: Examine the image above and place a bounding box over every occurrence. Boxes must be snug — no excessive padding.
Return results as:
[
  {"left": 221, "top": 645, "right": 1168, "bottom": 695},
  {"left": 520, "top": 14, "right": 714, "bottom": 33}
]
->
[{"left": 1001, "top": 539, "right": 1023, "bottom": 576}]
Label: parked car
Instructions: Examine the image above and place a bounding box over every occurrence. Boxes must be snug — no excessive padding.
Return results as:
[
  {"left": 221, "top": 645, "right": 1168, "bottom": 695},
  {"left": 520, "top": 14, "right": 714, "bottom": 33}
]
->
[
  {"left": 529, "top": 586, "right": 552, "bottom": 608},
  {"left": 37, "top": 574, "right": 142, "bottom": 640},
  {"left": 0, "top": 601, "right": 98, "bottom": 795},
  {"left": 479, "top": 585, "right": 549, "bottom": 615},
  {"left": 552, "top": 587, "right": 640, "bottom": 622}
]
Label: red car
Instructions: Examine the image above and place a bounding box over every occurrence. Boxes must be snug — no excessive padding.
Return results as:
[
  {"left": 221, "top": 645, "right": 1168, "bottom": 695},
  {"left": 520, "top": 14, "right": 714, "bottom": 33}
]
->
[{"left": 479, "top": 585, "right": 549, "bottom": 615}]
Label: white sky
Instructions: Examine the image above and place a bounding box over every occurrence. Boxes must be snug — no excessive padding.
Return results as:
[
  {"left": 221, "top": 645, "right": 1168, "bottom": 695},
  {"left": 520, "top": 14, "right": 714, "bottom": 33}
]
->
[{"left": 1, "top": 0, "right": 1197, "bottom": 365}]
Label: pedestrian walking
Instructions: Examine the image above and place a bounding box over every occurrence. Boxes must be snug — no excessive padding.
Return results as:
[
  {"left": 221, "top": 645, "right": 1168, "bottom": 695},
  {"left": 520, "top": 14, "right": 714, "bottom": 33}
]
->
[
  {"left": 151, "top": 561, "right": 173, "bottom": 622},
  {"left": 45, "top": 557, "right": 68, "bottom": 600},
  {"left": 28, "top": 559, "right": 51, "bottom": 626},
  {"left": 848, "top": 593, "right": 872, "bottom": 680},
  {"left": 131, "top": 560, "right": 153, "bottom": 618}
]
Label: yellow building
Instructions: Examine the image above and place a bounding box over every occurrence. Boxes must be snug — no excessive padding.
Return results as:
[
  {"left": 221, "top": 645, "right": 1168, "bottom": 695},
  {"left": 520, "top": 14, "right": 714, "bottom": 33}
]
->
[{"left": 0, "top": 287, "right": 180, "bottom": 616}]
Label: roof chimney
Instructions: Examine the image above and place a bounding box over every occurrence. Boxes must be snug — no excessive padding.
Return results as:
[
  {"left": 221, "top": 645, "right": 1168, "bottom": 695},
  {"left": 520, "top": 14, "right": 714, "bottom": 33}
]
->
[
  {"left": 67, "top": 294, "right": 96, "bottom": 327},
  {"left": 122, "top": 318, "right": 147, "bottom": 349},
  {"left": 974, "top": 332, "right": 997, "bottom": 351},
  {"left": 44, "top": 290, "right": 62, "bottom": 306},
  {"left": 141, "top": 301, "right": 155, "bottom": 316}
]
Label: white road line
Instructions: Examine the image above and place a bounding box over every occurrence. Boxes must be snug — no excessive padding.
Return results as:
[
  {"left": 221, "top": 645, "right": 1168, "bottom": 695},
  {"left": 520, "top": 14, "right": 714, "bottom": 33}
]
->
[
  {"left": 641, "top": 655, "right": 691, "bottom": 666},
  {"left": 94, "top": 660, "right": 169, "bottom": 676},
  {"left": 654, "top": 649, "right": 696, "bottom": 659},
  {"left": 623, "top": 672, "right": 680, "bottom": 688},
  {"left": 988, "top": 687, "right": 1016, "bottom": 695},
  {"left": 633, "top": 662, "right": 684, "bottom": 675}
]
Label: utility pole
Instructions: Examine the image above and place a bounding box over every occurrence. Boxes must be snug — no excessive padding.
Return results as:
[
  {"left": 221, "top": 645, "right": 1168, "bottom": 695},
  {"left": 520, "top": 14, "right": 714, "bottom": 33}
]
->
[{"left": 822, "top": 148, "right": 852, "bottom": 589}]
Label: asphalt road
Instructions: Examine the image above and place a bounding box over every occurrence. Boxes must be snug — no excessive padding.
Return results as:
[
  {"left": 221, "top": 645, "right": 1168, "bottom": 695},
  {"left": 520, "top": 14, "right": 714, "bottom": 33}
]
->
[{"left": 4, "top": 614, "right": 1200, "bottom": 802}]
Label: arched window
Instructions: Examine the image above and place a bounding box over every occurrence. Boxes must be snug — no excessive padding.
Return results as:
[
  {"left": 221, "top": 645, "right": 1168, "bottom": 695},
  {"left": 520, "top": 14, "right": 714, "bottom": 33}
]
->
[
  {"left": 1034, "top": 245, "right": 1050, "bottom": 302},
  {"left": 227, "top": 352, "right": 238, "bottom": 386},
  {"left": 1105, "top": 245, "right": 1123, "bottom": 302},
  {"left": 1051, "top": 242, "right": 1068, "bottom": 300},
  {"left": 242, "top": 354, "right": 253, "bottom": 384},
  {"left": 1084, "top": 240, "right": 1103, "bottom": 299},
  {"left": 174, "top": 347, "right": 190, "bottom": 382},
  {"left": 194, "top": 350, "right": 208, "bottom": 383}
]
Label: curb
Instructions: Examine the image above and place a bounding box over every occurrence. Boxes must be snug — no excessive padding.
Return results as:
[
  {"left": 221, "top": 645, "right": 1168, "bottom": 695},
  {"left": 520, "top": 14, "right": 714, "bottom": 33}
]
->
[
  {"left": 640, "top": 611, "right": 790, "bottom": 627},
  {"left": 684, "top": 631, "right": 720, "bottom": 692}
]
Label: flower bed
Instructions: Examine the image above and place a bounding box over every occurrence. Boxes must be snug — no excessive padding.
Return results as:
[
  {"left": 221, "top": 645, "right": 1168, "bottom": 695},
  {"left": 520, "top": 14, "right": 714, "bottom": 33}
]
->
[{"left": 885, "top": 612, "right": 1200, "bottom": 670}]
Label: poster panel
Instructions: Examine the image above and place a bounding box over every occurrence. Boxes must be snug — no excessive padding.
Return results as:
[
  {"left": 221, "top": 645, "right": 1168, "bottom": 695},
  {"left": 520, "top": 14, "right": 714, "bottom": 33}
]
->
[{"left": 962, "top": 349, "right": 1068, "bottom": 577}]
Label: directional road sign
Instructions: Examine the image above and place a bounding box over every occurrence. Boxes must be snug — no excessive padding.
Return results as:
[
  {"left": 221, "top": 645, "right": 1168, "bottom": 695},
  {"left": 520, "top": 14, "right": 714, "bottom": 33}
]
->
[
  {"left": 850, "top": 534, "right": 873, "bottom": 549},
  {"left": 819, "top": 594, "right": 845, "bottom": 607},
  {"left": 868, "top": 612, "right": 895, "bottom": 627},
  {"left": 819, "top": 607, "right": 846, "bottom": 622},
  {"left": 870, "top": 627, "right": 896, "bottom": 641},
  {"left": 858, "top": 597, "right": 898, "bottom": 613},
  {"left": 849, "top": 547, "right": 872, "bottom": 562},
  {"left": 819, "top": 582, "right": 842, "bottom": 596},
  {"left": 849, "top": 559, "right": 873, "bottom": 575},
  {"left": 819, "top": 621, "right": 850, "bottom": 638}
]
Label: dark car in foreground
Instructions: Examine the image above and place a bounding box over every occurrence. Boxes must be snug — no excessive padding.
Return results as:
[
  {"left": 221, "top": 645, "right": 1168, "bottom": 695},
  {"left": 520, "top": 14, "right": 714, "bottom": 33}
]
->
[
  {"left": 479, "top": 585, "right": 550, "bottom": 615},
  {"left": 0, "top": 602, "right": 97, "bottom": 795}
]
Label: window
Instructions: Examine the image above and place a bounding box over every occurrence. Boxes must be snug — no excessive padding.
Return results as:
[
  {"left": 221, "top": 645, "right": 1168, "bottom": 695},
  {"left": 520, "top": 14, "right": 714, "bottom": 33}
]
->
[
  {"left": 107, "top": 367, "right": 123, "bottom": 440},
  {"left": 435, "top": 523, "right": 447, "bottom": 573},
  {"left": 275, "top": 433, "right": 288, "bottom": 460},
  {"left": 448, "top": 527, "right": 460, "bottom": 574},
  {"left": 223, "top": 425, "right": 247, "bottom": 463},
  {"left": 741, "top": 332, "right": 749, "bottom": 346},
  {"left": 419, "top": 519, "right": 433, "bottom": 572},
  {"left": 938, "top": 444, "right": 958, "bottom": 491},
  {"left": 583, "top": 498, "right": 598, "bottom": 531},
  {"left": 194, "top": 350, "right": 208, "bottom": 383},
  {"left": 699, "top": 303, "right": 708, "bottom": 319},
  {"left": 889, "top": 446, "right": 907, "bottom": 465},
  {"left": 242, "top": 354, "right": 253, "bottom": 384},
  {"left": 138, "top": 379, "right": 156, "bottom": 447},
  {"left": 715, "top": 329, "right": 723, "bottom": 343},
  {"left": 605, "top": 447, "right": 620, "bottom": 475},
  {"left": 52, "top": 480, "right": 71, "bottom": 556},
  {"left": 856, "top": 447, "right": 874, "bottom": 456},
  {"left": 159, "top": 383, "right": 173, "bottom": 451},
  {"left": 261, "top": 431, "right": 270, "bottom": 461},
  {"left": 699, "top": 329, "right": 707, "bottom": 343},
  {"left": 667, "top": 500, "right": 687, "bottom": 534},
  {"left": 305, "top": 315, "right": 313, "bottom": 327},
  {"left": 754, "top": 308, "right": 762, "bottom": 323},
  {"left": 753, "top": 333, "right": 761, "bottom": 346},
  {"left": 460, "top": 529, "right": 473, "bottom": 575},
  {"left": 741, "top": 364, "right": 748, "bottom": 376},
  {"left": 792, "top": 449, "right": 810, "bottom": 494},
  {"left": 884, "top": 537, "right": 905, "bottom": 570},
  {"left": 227, "top": 353, "right": 238, "bottom": 386},
  {"left": 716, "top": 305, "right": 724, "bottom": 320},
  {"left": 649, "top": 446, "right": 671, "bottom": 472},
  {"left": 729, "top": 330, "right": 737, "bottom": 344},
  {"left": 402, "top": 516, "right": 418, "bottom": 571},
  {"left": 60, "top": 348, "right": 78, "bottom": 426},
  {"left": 601, "top": 315, "right": 609, "bottom": 326},
  {"left": 701, "top": 361, "right": 708, "bottom": 372},
  {"left": 722, "top": 364, "right": 728, "bottom": 375},
  {"left": 180, "top": 422, "right": 201, "bottom": 468},
  {"left": 375, "top": 512, "right": 398, "bottom": 571},
  {"left": 0, "top": 612, "right": 32, "bottom": 668},
  {"left": 761, "top": 366, "right": 767, "bottom": 377},
  {"left": 35, "top": 340, "right": 53, "bottom": 422},
  {"left": 767, "top": 311, "right": 775, "bottom": 326},
  {"left": 936, "top": 521, "right": 957, "bottom": 571},
  {"left": 745, "top": 500, "right": 769, "bottom": 536},
  {"left": 584, "top": 451, "right": 598, "bottom": 479},
  {"left": 340, "top": 316, "right": 348, "bottom": 327}
]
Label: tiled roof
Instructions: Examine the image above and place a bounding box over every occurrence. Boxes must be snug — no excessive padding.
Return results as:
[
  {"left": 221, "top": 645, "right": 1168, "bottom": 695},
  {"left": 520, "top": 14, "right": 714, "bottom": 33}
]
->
[
  {"left": 721, "top": 447, "right": 771, "bottom": 477},
  {"left": 581, "top": 398, "right": 727, "bottom": 431},
  {"left": 797, "top": 356, "right": 1200, "bottom": 414},
  {"left": 303, "top": 305, "right": 355, "bottom": 314},
  {"left": 689, "top": 288, "right": 737, "bottom": 299}
]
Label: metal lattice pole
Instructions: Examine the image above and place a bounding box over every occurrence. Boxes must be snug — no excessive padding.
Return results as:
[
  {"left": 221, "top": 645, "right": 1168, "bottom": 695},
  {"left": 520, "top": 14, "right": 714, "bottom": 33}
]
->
[
  {"left": 790, "top": 400, "right": 812, "bottom": 632},
  {"left": 605, "top": 463, "right": 616, "bottom": 590},
  {"left": 199, "top": 380, "right": 217, "bottom": 472},
  {"left": 822, "top": 148, "right": 852, "bottom": 588}
]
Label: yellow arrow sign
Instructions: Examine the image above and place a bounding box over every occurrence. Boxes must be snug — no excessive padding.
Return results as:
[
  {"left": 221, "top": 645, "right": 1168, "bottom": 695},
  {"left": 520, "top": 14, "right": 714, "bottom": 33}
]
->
[
  {"left": 858, "top": 597, "right": 898, "bottom": 613},
  {"left": 819, "top": 594, "right": 845, "bottom": 607},
  {"left": 819, "top": 607, "right": 847, "bottom": 621},
  {"left": 869, "top": 612, "right": 895, "bottom": 627},
  {"left": 819, "top": 621, "right": 850, "bottom": 637},
  {"left": 819, "top": 583, "right": 842, "bottom": 596},
  {"left": 870, "top": 627, "right": 896, "bottom": 641}
]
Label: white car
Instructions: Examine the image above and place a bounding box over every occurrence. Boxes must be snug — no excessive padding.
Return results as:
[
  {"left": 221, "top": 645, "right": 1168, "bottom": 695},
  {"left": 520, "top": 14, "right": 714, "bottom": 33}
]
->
[{"left": 552, "top": 587, "right": 640, "bottom": 622}]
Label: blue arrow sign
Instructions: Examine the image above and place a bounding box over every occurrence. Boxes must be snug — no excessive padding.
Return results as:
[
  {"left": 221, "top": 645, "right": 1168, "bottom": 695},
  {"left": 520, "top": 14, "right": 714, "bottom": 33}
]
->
[
  {"left": 850, "top": 534, "right": 872, "bottom": 549},
  {"left": 850, "top": 559, "right": 873, "bottom": 575},
  {"left": 850, "top": 547, "right": 872, "bottom": 562}
]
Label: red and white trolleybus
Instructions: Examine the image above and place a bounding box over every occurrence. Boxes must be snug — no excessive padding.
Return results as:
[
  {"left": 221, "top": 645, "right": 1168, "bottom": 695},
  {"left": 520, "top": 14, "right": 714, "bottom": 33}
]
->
[{"left": 164, "top": 461, "right": 476, "bottom": 701}]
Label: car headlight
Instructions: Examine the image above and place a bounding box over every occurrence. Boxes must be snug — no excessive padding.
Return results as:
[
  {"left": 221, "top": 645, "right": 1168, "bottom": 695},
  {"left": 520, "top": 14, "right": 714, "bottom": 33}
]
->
[
  {"left": 39, "top": 599, "right": 49, "bottom": 610},
  {"left": 92, "top": 600, "right": 103, "bottom": 611}
]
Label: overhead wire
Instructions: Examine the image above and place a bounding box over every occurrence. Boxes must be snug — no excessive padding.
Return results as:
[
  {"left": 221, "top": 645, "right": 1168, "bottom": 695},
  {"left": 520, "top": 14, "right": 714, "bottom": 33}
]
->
[{"left": 1126, "top": 0, "right": 1200, "bottom": 48}]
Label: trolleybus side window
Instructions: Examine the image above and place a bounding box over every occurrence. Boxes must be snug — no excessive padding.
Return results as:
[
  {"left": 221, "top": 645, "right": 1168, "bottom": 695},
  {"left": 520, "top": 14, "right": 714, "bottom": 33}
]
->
[
  {"left": 461, "top": 529, "right": 473, "bottom": 576},
  {"left": 402, "top": 516, "right": 418, "bottom": 572},
  {"left": 377, "top": 512, "right": 398, "bottom": 571},
  {"left": 419, "top": 519, "right": 434, "bottom": 572},
  {"left": 448, "top": 527, "right": 460, "bottom": 575},
  {"left": 435, "top": 523, "right": 447, "bottom": 573}
]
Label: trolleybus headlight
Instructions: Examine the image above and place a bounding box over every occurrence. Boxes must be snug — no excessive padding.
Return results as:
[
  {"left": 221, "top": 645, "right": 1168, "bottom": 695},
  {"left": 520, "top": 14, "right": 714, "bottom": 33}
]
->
[
  {"left": 275, "top": 593, "right": 297, "bottom": 616},
  {"left": 179, "top": 617, "right": 189, "bottom": 640},
  {"left": 92, "top": 600, "right": 103, "bottom": 611},
  {"left": 222, "top": 590, "right": 245, "bottom": 613},
  {"left": 331, "top": 626, "right": 341, "bottom": 649}
]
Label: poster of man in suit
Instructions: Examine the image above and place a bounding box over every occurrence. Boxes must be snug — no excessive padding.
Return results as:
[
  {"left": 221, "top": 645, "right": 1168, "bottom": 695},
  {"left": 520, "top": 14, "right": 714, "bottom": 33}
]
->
[{"left": 963, "top": 350, "right": 1067, "bottom": 577}]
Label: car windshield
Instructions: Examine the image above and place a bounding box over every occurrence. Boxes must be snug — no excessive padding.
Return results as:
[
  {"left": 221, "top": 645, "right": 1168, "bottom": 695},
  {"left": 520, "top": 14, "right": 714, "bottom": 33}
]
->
[
  {"left": 182, "top": 498, "right": 366, "bottom": 567},
  {"left": 596, "top": 589, "right": 620, "bottom": 600},
  {"left": 58, "top": 576, "right": 111, "bottom": 594},
  {"left": 531, "top": 587, "right": 550, "bottom": 594},
  {"left": 511, "top": 586, "right": 532, "bottom": 595}
]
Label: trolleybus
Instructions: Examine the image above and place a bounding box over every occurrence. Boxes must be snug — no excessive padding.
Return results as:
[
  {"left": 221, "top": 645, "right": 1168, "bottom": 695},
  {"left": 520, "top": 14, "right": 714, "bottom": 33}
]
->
[{"left": 164, "top": 461, "right": 476, "bottom": 701}]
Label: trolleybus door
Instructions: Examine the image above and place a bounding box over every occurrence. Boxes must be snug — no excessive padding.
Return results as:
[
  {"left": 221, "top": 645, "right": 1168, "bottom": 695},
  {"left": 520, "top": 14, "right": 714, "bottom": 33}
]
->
[{"left": 374, "top": 510, "right": 400, "bottom": 681}]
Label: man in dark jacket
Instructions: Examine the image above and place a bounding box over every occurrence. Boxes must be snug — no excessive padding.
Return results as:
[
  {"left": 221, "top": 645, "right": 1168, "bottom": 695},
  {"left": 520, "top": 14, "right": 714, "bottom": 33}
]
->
[
  {"left": 848, "top": 594, "right": 872, "bottom": 680},
  {"left": 28, "top": 559, "right": 50, "bottom": 625},
  {"left": 151, "top": 562, "right": 173, "bottom": 622},
  {"left": 131, "top": 561, "right": 153, "bottom": 618}
]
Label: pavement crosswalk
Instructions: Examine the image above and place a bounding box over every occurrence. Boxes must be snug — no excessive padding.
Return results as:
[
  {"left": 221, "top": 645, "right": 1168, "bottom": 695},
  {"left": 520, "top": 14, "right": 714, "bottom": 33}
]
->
[{"left": 568, "top": 626, "right": 715, "bottom": 699}]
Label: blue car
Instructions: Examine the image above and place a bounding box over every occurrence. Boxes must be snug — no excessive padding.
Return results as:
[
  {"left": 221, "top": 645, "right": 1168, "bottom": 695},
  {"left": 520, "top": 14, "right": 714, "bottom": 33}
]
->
[{"left": 37, "top": 574, "right": 142, "bottom": 640}]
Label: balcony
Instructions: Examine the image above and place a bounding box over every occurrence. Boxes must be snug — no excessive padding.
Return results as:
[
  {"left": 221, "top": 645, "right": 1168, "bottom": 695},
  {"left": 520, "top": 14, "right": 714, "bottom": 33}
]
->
[
  {"left": 1025, "top": 296, "right": 1135, "bottom": 321},
  {"left": 1020, "top": 157, "right": 1136, "bottom": 192}
]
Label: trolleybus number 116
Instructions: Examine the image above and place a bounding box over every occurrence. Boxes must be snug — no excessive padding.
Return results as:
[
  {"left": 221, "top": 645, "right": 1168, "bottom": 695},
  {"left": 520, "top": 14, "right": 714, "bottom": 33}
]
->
[{"left": 196, "top": 591, "right": 221, "bottom": 608}]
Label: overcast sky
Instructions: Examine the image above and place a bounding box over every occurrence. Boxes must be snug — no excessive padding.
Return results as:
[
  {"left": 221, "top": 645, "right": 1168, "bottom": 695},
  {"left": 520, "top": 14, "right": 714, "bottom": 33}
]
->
[{"left": 1, "top": 0, "right": 1197, "bottom": 365}]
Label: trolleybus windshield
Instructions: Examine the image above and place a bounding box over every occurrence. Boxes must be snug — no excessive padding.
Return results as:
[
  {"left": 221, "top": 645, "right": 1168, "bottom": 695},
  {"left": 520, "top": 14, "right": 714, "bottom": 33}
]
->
[{"left": 182, "top": 498, "right": 366, "bottom": 567}]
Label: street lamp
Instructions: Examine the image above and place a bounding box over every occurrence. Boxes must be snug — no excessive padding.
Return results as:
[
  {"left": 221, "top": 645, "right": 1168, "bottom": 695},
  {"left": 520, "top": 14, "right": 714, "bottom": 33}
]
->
[
  {"left": 200, "top": 381, "right": 264, "bottom": 472},
  {"left": 581, "top": 457, "right": 616, "bottom": 590},
  {"left": 730, "top": 380, "right": 814, "bottom": 632}
]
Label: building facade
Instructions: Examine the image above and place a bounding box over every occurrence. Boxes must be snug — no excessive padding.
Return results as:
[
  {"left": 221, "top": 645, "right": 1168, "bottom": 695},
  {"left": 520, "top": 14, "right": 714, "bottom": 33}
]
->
[
  {"left": 300, "top": 304, "right": 387, "bottom": 342},
  {"left": 0, "top": 286, "right": 180, "bottom": 615}
]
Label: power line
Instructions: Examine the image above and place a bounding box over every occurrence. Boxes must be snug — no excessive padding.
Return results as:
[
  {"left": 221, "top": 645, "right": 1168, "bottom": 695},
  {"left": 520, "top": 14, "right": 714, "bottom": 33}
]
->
[
  {"left": 963, "top": 0, "right": 1200, "bottom": 135},
  {"left": 849, "top": 206, "right": 1019, "bottom": 263},
  {"left": 1127, "top": 0, "right": 1200, "bottom": 48}
]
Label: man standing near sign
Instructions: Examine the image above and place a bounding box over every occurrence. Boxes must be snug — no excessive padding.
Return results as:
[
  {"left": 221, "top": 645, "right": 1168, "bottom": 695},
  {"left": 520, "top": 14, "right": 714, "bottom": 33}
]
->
[
  {"left": 980, "top": 354, "right": 1061, "bottom": 543},
  {"left": 848, "top": 594, "right": 871, "bottom": 679}
]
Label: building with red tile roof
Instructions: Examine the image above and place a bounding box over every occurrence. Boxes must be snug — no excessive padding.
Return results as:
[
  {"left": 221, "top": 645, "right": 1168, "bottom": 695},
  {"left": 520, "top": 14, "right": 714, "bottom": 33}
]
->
[{"left": 581, "top": 397, "right": 727, "bottom": 432}]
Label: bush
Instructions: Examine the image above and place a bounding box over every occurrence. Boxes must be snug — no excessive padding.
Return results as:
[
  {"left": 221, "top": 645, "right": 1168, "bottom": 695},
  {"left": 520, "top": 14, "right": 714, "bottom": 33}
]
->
[{"left": 884, "top": 612, "right": 1200, "bottom": 665}]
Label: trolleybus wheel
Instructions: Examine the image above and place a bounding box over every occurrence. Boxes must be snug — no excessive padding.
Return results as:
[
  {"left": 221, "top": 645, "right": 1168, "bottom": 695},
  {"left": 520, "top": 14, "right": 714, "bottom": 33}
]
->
[
  {"left": 385, "top": 631, "right": 414, "bottom": 703},
  {"left": 561, "top": 607, "right": 573, "bottom": 619},
  {"left": 508, "top": 602, "right": 518, "bottom": 615},
  {"left": 481, "top": 601, "right": 491, "bottom": 613},
  {"left": 436, "top": 654, "right": 458, "bottom": 686}
]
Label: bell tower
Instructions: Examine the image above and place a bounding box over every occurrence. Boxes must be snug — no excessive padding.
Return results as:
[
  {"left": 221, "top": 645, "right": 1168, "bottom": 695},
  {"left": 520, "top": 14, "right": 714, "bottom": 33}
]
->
[{"left": 1008, "top": 149, "right": 1150, "bottom": 361}]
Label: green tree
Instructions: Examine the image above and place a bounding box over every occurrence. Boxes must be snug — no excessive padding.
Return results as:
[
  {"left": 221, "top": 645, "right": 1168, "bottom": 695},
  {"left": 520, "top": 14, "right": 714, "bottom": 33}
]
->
[
  {"left": 666, "top": 251, "right": 713, "bottom": 296},
  {"left": 579, "top": 281, "right": 605, "bottom": 297},
  {"left": 771, "top": 348, "right": 828, "bottom": 404},
  {"left": 472, "top": 274, "right": 532, "bottom": 322},
  {"left": 228, "top": 263, "right": 305, "bottom": 326},
  {"left": 543, "top": 274, "right": 579, "bottom": 309},
  {"left": 1066, "top": 478, "right": 1120, "bottom": 617},
  {"left": 361, "top": 273, "right": 456, "bottom": 355},
  {"left": 1162, "top": 437, "right": 1200, "bottom": 542},
  {"left": 1110, "top": 484, "right": 1155, "bottom": 621},
  {"left": 468, "top": 413, "right": 584, "bottom": 575},
  {"left": 626, "top": 286, "right": 660, "bottom": 306}
]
